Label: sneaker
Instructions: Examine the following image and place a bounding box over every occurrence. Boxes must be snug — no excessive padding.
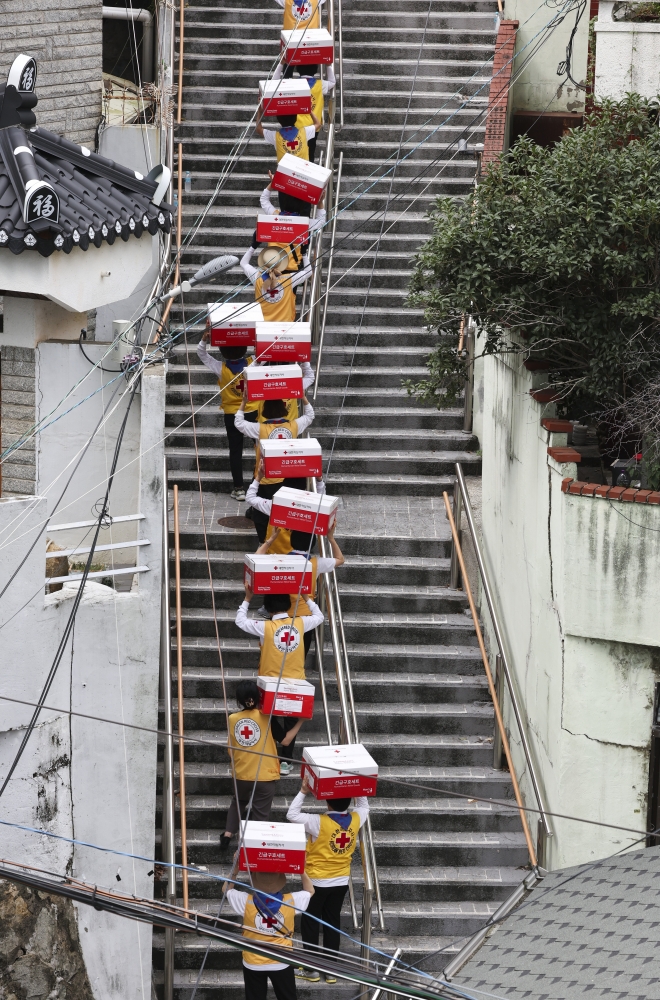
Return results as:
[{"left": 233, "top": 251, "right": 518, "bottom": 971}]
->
[
  {"left": 255, "top": 605, "right": 271, "bottom": 620},
  {"left": 279, "top": 761, "right": 294, "bottom": 775},
  {"left": 295, "top": 968, "right": 320, "bottom": 982},
  {"left": 324, "top": 973, "right": 337, "bottom": 985},
  {"left": 231, "top": 488, "right": 246, "bottom": 501}
]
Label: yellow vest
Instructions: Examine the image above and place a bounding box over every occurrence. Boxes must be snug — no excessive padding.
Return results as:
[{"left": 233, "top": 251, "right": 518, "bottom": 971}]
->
[
  {"left": 275, "top": 127, "right": 309, "bottom": 163},
  {"left": 305, "top": 812, "right": 361, "bottom": 880},
  {"left": 266, "top": 523, "right": 293, "bottom": 555},
  {"left": 254, "top": 273, "right": 296, "bottom": 323},
  {"left": 242, "top": 892, "right": 295, "bottom": 967},
  {"left": 260, "top": 616, "right": 306, "bottom": 678},
  {"left": 219, "top": 358, "right": 258, "bottom": 415},
  {"left": 227, "top": 708, "right": 280, "bottom": 782},
  {"left": 288, "top": 556, "right": 318, "bottom": 616},
  {"left": 297, "top": 79, "right": 323, "bottom": 129},
  {"left": 256, "top": 418, "right": 299, "bottom": 485},
  {"left": 282, "top": 0, "right": 320, "bottom": 30}
]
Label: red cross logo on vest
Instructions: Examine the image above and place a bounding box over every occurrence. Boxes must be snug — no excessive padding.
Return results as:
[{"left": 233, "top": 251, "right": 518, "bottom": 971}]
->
[
  {"left": 274, "top": 622, "right": 300, "bottom": 653},
  {"left": 263, "top": 914, "right": 279, "bottom": 928},
  {"left": 237, "top": 379, "right": 244, "bottom": 393},
  {"left": 330, "top": 824, "right": 354, "bottom": 854},
  {"left": 235, "top": 717, "right": 261, "bottom": 746},
  {"left": 285, "top": 137, "right": 300, "bottom": 152}
]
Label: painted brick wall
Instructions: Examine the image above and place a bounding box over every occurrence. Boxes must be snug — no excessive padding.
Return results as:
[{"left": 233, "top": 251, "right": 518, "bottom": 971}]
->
[
  {"left": 0, "top": 346, "right": 36, "bottom": 496},
  {"left": 0, "top": 0, "right": 103, "bottom": 146},
  {"left": 482, "top": 19, "right": 519, "bottom": 167}
]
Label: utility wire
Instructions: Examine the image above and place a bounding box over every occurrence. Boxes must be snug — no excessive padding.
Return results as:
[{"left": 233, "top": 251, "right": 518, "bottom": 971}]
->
[{"left": 0, "top": 383, "right": 140, "bottom": 798}]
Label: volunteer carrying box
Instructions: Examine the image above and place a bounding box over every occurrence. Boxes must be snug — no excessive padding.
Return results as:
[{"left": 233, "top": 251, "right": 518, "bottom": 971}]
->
[
  {"left": 271, "top": 486, "right": 338, "bottom": 535},
  {"left": 256, "top": 214, "right": 309, "bottom": 247},
  {"left": 239, "top": 820, "right": 307, "bottom": 873},
  {"left": 244, "top": 554, "right": 313, "bottom": 595},
  {"left": 258, "top": 676, "right": 315, "bottom": 719},
  {"left": 281, "top": 28, "right": 334, "bottom": 65},
  {"left": 302, "top": 744, "right": 379, "bottom": 799},
  {"left": 272, "top": 153, "right": 331, "bottom": 206},
  {"left": 256, "top": 322, "right": 312, "bottom": 363},
  {"left": 209, "top": 302, "right": 263, "bottom": 347},
  {"left": 245, "top": 362, "right": 304, "bottom": 400},
  {"left": 260, "top": 78, "right": 312, "bottom": 116},
  {"left": 261, "top": 439, "right": 322, "bottom": 479}
]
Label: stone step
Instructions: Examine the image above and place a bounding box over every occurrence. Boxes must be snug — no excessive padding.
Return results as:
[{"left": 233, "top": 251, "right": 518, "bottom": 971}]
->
[
  {"left": 165, "top": 404, "right": 456, "bottom": 429},
  {"left": 164, "top": 729, "right": 493, "bottom": 767},
  {"left": 174, "top": 559, "right": 454, "bottom": 590},
  {"left": 167, "top": 696, "right": 493, "bottom": 736},
  {"left": 158, "top": 760, "right": 518, "bottom": 800},
  {"left": 167, "top": 469, "right": 461, "bottom": 497}
]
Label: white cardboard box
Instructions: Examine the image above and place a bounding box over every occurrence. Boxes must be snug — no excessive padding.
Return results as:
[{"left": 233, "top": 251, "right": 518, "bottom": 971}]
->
[
  {"left": 256, "top": 214, "right": 309, "bottom": 246},
  {"left": 260, "top": 438, "right": 322, "bottom": 478},
  {"left": 244, "top": 554, "right": 313, "bottom": 594},
  {"left": 272, "top": 153, "right": 331, "bottom": 206},
  {"left": 281, "top": 28, "right": 334, "bottom": 65},
  {"left": 260, "top": 78, "right": 312, "bottom": 115},
  {"left": 245, "top": 362, "right": 304, "bottom": 400},
  {"left": 257, "top": 676, "right": 315, "bottom": 718},
  {"left": 302, "top": 743, "right": 378, "bottom": 799},
  {"left": 238, "top": 820, "right": 307, "bottom": 872},
  {"left": 270, "top": 486, "right": 339, "bottom": 535},
  {"left": 209, "top": 302, "right": 263, "bottom": 347},
  {"left": 256, "top": 321, "right": 311, "bottom": 363}
]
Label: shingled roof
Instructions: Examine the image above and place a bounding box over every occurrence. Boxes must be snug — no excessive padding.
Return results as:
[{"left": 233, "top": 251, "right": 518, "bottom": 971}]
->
[
  {"left": 0, "top": 54, "right": 172, "bottom": 258},
  {"left": 455, "top": 844, "right": 660, "bottom": 1000}
]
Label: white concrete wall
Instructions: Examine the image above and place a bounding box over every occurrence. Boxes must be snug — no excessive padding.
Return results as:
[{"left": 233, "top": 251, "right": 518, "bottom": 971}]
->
[
  {"left": 503, "top": 0, "right": 589, "bottom": 114},
  {"left": 0, "top": 363, "right": 165, "bottom": 1000},
  {"left": 480, "top": 350, "right": 660, "bottom": 869},
  {"left": 595, "top": 0, "right": 660, "bottom": 100}
]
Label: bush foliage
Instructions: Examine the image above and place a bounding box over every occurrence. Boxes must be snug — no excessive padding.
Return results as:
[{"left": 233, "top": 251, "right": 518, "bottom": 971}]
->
[{"left": 406, "top": 96, "right": 660, "bottom": 419}]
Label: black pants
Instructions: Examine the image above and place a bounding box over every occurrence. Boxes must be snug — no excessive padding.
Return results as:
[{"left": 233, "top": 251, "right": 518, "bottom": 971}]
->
[
  {"left": 251, "top": 478, "right": 309, "bottom": 543},
  {"left": 225, "top": 778, "right": 278, "bottom": 834},
  {"left": 225, "top": 410, "right": 258, "bottom": 488},
  {"left": 271, "top": 716, "right": 302, "bottom": 764},
  {"left": 308, "top": 136, "right": 317, "bottom": 163},
  {"left": 243, "top": 965, "right": 297, "bottom": 1000},
  {"left": 301, "top": 883, "right": 348, "bottom": 958}
]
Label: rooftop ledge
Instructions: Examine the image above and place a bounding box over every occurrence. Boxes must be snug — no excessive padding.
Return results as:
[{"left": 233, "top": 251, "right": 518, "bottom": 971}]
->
[{"left": 562, "top": 479, "right": 660, "bottom": 504}]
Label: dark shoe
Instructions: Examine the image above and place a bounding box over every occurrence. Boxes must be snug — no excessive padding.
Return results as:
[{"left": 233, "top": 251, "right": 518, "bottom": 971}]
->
[{"left": 219, "top": 834, "right": 232, "bottom": 851}]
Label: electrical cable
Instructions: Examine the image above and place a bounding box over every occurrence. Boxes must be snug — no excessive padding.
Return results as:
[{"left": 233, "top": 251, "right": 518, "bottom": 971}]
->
[
  {"left": 79, "top": 329, "right": 123, "bottom": 373},
  {"left": 0, "top": 382, "right": 140, "bottom": 799},
  {"left": 0, "top": 379, "right": 125, "bottom": 602}
]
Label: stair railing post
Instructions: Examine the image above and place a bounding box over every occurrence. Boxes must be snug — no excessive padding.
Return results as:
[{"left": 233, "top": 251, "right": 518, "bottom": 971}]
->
[
  {"left": 449, "top": 478, "right": 462, "bottom": 591},
  {"left": 173, "top": 485, "right": 188, "bottom": 909},
  {"left": 161, "top": 459, "right": 176, "bottom": 1000},
  {"left": 463, "top": 320, "right": 475, "bottom": 434},
  {"left": 493, "top": 654, "right": 504, "bottom": 770}
]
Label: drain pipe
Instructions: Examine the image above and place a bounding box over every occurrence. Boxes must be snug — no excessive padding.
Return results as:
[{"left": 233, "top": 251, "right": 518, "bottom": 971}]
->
[{"left": 103, "top": 6, "right": 154, "bottom": 82}]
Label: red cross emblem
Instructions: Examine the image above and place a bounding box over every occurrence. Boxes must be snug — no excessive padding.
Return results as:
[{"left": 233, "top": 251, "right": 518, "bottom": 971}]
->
[
  {"left": 286, "top": 138, "right": 299, "bottom": 151},
  {"left": 237, "top": 379, "right": 244, "bottom": 393},
  {"left": 263, "top": 914, "right": 279, "bottom": 928},
  {"left": 241, "top": 725, "right": 254, "bottom": 741},
  {"left": 335, "top": 830, "right": 351, "bottom": 850},
  {"left": 280, "top": 631, "right": 294, "bottom": 646}
]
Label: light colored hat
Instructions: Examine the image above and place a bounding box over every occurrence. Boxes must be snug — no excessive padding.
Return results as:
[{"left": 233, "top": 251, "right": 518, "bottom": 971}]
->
[{"left": 258, "top": 246, "right": 288, "bottom": 272}]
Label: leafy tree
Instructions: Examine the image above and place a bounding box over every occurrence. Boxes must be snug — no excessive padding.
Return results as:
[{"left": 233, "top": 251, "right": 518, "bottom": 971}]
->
[{"left": 405, "top": 96, "right": 660, "bottom": 429}]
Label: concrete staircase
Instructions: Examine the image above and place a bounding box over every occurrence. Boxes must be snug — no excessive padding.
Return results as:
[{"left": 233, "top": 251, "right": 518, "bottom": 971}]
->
[{"left": 154, "top": 0, "right": 528, "bottom": 996}]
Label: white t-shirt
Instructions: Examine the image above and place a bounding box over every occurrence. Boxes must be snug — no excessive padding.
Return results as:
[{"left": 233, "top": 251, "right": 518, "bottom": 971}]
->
[
  {"left": 227, "top": 888, "right": 311, "bottom": 970},
  {"left": 262, "top": 124, "right": 317, "bottom": 147}
]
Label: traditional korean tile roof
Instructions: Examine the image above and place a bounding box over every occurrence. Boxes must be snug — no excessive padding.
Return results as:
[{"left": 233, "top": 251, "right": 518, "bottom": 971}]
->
[
  {"left": 456, "top": 845, "right": 660, "bottom": 1000},
  {"left": 0, "top": 125, "right": 172, "bottom": 257}
]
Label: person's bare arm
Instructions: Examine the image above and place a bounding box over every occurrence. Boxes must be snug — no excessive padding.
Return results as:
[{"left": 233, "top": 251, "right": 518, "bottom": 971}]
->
[
  {"left": 327, "top": 525, "right": 344, "bottom": 567},
  {"left": 301, "top": 871, "right": 315, "bottom": 896},
  {"left": 256, "top": 526, "right": 282, "bottom": 555},
  {"left": 280, "top": 716, "right": 304, "bottom": 745},
  {"left": 255, "top": 108, "right": 265, "bottom": 137},
  {"left": 311, "top": 110, "right": 321, "bottom": 133}
]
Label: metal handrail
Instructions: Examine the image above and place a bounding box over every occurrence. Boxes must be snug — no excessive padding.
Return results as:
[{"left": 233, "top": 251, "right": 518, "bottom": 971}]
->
[
  {"left": 160, "top": 460, "right": 176, "bottom": 1000},
  {"left": 336, "top": 0, "right": 344, "bottom": 127},
  {"left": 451, "top": 463, "right": 553, "bottom": 865},
  {"left": 172, "top": 485, "right": 189, "bottom": 908}
]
